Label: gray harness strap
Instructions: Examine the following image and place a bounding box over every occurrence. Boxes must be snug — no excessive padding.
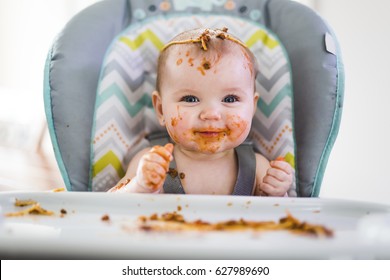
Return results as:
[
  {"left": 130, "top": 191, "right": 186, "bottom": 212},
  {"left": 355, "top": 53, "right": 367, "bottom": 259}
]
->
[
  {"left": 231, "top": 143, "right": 256, "bottom": 196},
  {"left": 163, "top": 158, "right": 186, "bottom": 194}
]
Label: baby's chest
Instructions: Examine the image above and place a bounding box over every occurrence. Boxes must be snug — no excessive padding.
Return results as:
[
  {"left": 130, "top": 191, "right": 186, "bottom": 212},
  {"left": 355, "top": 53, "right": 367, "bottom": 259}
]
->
[{"left": 178, "top": 165, "right": 237, "bottom": 195}]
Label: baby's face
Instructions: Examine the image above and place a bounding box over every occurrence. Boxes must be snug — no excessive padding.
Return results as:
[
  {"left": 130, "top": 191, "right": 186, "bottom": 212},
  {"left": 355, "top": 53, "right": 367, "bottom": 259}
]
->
[{"left": 155, "top": 44, "right": 259, "bottom": 154}]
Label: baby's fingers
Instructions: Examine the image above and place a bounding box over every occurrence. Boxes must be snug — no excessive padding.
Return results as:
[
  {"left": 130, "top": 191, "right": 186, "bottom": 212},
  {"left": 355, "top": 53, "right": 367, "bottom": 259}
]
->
[
  {"left": 150, "top": 144, "right": 174, "bottom": 162},
  {"left": 138, "top": 162, "right": 166, "bottom": 190},
  {"left": 266, "top": 167, "right": 291, "bottom": 183},
  {"left": 143, "top": 152, "right": 170, "bottom": 171},
  {"left": 164, "top": 143, "right": 174, "bottom": 154},
  {"left": 142, "top": 161, "right": 167, "bottom": 178},
  {"left": 146, "top": 143, "right": 174, "bottom": 170},
  {"left": 258, "top": 182, "right": 286, "bottom": 197},
  {"left": 270, "top": 160, "right": 292, "bottom": 174}
]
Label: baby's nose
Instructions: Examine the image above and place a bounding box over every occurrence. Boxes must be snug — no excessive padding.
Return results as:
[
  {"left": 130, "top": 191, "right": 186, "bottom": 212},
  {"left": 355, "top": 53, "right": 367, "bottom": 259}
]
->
[{"left": 199, "top": 106, "right": 221, "bottom": 121}]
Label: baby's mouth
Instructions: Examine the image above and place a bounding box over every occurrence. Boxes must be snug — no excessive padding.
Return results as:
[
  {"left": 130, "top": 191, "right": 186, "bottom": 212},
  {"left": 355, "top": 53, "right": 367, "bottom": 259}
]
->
[{"left": 194, "top": 129, "right": 227, "bottom": 138}]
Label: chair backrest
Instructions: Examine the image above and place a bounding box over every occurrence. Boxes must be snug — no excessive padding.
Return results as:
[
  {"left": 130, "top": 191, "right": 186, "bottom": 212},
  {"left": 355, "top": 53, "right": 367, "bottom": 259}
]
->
[{"left": 44, "top": 0, "right": 344, "bottom": 197}]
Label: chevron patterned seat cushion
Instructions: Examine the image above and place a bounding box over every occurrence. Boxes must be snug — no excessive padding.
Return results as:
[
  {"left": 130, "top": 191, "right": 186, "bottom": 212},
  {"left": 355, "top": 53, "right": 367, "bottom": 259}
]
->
[{"left": 91, "top": 15, "right": 296, "bottom": 194}]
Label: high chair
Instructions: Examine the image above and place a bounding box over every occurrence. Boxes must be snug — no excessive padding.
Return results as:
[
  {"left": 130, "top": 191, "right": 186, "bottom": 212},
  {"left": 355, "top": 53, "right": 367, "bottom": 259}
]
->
[{"left": 44, "top": 0, "right": 344, "bottom": 197}]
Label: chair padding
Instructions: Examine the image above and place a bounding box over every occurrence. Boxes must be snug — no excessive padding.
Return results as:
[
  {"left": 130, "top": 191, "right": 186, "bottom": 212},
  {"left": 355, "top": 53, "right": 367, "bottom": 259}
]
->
[{"left": 44, "top": 0, "right": 344, "bottom": 197}]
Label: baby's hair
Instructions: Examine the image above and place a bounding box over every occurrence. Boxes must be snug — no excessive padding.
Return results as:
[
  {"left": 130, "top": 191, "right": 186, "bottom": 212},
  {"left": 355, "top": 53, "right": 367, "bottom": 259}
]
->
[
  {"left": 156, "top": 27, "right": 258, "bottom": 92},
  {"left": 162, "top": 27, "right": 248, "bottom": 51}
]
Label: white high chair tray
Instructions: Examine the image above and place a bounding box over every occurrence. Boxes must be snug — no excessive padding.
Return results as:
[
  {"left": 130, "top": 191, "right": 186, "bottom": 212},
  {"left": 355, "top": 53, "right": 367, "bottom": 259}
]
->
[{"left": 0, "top": 192, "right": 389, "bottom": 259}]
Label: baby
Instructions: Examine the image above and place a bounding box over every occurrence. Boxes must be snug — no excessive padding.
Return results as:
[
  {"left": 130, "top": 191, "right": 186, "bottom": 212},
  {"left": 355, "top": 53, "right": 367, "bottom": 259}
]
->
[{"left": 109, "top": 28, "right": 293, "bottom": 196}]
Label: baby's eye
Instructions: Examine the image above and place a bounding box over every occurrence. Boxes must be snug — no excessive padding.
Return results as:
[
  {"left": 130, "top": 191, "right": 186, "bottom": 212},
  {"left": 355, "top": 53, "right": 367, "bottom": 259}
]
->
[
  {"left": 222, "top": 95, "right": 240, "bottom": 103},
  {"left": 180, "top": 95, "right": 199, "bottom": 103}
]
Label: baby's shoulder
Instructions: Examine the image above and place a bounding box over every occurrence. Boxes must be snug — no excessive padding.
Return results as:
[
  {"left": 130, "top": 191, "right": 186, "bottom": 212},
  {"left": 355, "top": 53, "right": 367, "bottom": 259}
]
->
[
  {"left": 254, "top": 152, "right": 271, "bottom": 179},
  {"left": 254, "top": 152, "right": 270, "bottom": 166}
]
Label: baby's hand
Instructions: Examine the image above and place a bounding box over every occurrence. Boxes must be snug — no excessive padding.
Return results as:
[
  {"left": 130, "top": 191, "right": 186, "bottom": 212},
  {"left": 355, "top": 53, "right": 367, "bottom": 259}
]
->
[
  {"left": 135, "top": 143, "right": 174, "bottom": 192},
  {"left": 258, "top": 157, "right": 292, "bottom": 197}
]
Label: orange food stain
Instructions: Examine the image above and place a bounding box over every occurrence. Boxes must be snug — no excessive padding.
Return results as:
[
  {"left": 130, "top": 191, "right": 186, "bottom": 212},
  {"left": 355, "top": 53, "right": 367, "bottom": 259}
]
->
[
  {"left": 188, "top": 57, "right": 194, "bottom": 66},
  {"left": 176, "top": 58, "right": 183, "bottom": 65},
  {"left": 202, "top": 61, "right": 211, "bottom": 69},
  {"left": 226, "top": 115, "right": 248, "bottom": 141},
  {"left": 183, "top": 129, "right": 223, "bottom": 153},
  {"left": 197, "top": 66, "right": 206, "bottom": 76},
  {"left": 171, "top": 117, "right": 178, "bottom": 127},
  {"left": 185, "top": 51, "right": 190, "bottom": 57},
  {"left": 174, "top": 115, "right": 249, "bottom": 154},
  {"left": 275, "top": 156, "right": 285, "bottom": 161},
  {"left": 196, "top": 140, "right": 221, "bottom": 153}
]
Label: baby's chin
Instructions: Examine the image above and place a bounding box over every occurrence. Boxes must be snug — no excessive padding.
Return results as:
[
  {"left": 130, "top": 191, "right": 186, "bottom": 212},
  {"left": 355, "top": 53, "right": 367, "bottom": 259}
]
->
[{"left": 181, "top": 141, "right": 241, "bottom": 155}]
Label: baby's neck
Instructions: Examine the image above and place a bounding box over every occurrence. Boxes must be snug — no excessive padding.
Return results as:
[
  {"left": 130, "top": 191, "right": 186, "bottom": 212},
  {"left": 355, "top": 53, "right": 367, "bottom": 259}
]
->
[{"left": 174, "top": 144, "right": 234, "bottom": 162}]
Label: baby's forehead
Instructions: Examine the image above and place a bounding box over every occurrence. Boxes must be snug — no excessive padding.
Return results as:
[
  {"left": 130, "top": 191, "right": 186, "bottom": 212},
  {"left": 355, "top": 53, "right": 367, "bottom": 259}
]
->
[{"left": 164, "top": 41, "right": 245, "bottom": 60}]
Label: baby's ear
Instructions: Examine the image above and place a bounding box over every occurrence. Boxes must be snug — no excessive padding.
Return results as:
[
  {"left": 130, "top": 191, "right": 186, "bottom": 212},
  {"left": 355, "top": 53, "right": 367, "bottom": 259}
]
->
[
  {"left": 253, "top": 92, "right": 260, "bottom": 114},
  {"left": 152, "top": 91, "right": 165, "bottom": 126}
]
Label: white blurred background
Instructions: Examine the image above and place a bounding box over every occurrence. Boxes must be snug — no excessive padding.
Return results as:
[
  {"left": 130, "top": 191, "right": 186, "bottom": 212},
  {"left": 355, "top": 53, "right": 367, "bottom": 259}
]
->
[{"left": 0, "top": 0, "right": 389, "bottom": 205}]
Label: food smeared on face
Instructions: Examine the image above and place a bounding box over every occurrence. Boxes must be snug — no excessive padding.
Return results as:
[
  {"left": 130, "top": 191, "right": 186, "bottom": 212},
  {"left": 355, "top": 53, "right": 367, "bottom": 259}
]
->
[
  {"left": 170, "top": 105, "right": 182, "bottom": 127},
  {"left": 166, "top": 112, "right": 250, "bottom": 154},
  {"left": 225, "top": 114, "right": 249, "bottom": 141},
  {"left": 196, "top": 66, "right": 206, "bottom": 76},
  {"left": 202, "top": 60, "right": 211, "bottom": 70}
]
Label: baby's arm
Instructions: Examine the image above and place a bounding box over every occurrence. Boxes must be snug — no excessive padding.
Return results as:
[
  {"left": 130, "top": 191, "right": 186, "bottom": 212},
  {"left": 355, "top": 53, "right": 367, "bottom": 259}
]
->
[
  {"left": 108, "top": 143, "right": 174, "bottom": 193},
  {"left": 254, "top": 154, "right": 292, "bottom": 197}
]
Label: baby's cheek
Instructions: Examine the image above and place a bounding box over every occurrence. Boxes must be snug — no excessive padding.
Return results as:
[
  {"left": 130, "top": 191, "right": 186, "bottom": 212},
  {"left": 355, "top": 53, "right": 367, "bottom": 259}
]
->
[
  {"left": 166, "top": 114, "right": 190, "bottom": 143},
  {"left": 226, "top": 115, "right": 250, "bottom": 141}
]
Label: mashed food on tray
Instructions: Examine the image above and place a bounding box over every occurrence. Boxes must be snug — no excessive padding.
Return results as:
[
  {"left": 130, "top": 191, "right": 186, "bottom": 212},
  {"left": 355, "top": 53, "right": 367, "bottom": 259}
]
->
[
  {"left": 4, "top": 199, "right": 54, "bottom": 217},
  {"left": 138, "top": 211, "right": 334, "bottom": 238}
]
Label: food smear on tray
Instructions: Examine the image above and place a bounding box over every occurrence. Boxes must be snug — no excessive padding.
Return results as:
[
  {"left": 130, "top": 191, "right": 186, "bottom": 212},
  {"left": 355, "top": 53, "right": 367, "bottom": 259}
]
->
[
  {"left": 14, "top": 198, "right": 38, "bottom": 207},
  {"left": 138, "top": 211, "right": 334, "bottom": 238},
  {"left": 5, "top": 203, "right": 54, "bottom": 217},
  {"left": 4, "top": 198, "right": 55, "bottom": 217}
]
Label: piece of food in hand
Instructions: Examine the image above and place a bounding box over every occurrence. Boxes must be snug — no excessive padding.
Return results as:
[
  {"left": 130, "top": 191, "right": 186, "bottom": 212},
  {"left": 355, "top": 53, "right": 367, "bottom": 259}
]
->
[{"left": 275, "top": 156, "right": 285, "bottom": 161}]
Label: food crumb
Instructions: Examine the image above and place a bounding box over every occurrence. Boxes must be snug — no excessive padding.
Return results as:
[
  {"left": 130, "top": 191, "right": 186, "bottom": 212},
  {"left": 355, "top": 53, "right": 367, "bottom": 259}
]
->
[
  {"left": 177, "top": 205, "right": 182, "bottom": 212},
  {"left": 51, "top": 187, "right": 66, "bottom": 192},
  {"left": 202, "top": 61, "right": 211, "bottom": 70},
  {"left": 167, "top": 168, "right": 178, "bottom": 178},
  {"left": 139, "top": 216, "right": 147, "bottom": 223},
  {"left": 150, "top": 213, "right": 158, "bottom": 220},
  {"left": 140, "top": 225, "right": 153, "bottom": 231},
  {"left": 179, "top": 172, "right": 185, "bottom": 179},
  {"left": 60, "top": 209, "right": 67, "bottom": 214},
  {"left": 14, "top": 199, "right": 37, "bottom": 207},
  {"left": 227, "top": 202, "right": 233, "bottom": 207},
  {"left": 101, "top": 214, "right": 110, "bottom": 221}
]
